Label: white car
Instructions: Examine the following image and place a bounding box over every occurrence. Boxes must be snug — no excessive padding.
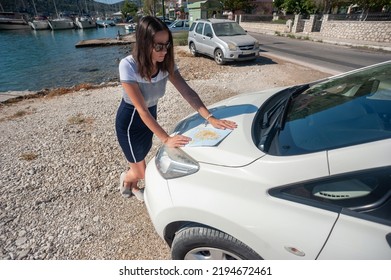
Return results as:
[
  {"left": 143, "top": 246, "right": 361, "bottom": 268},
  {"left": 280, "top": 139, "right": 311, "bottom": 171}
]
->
[
  {"left": 188, "top": 18, "right": 259, "bottom": 65},
  {"left": 145, "top": 61, "right": 391, "bottom": 260}
]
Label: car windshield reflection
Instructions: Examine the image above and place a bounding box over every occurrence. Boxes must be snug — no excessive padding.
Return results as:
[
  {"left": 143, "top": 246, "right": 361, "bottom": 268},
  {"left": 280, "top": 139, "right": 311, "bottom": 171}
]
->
[
  {"left": 212, "top": 22, "right": 247, "bottom": 36},
  {"left": 257, "top": 62, "right": 391, "bottom": 156}
]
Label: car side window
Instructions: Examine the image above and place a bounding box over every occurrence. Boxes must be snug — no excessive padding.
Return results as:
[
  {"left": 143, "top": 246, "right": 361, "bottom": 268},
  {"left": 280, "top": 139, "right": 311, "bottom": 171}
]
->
[
  {"left": 204, "top": 24, "right": 213, "bottom": 37},
  {"left": 195, "top": 22, "right": 204, "bottom": 35},
  {"left": 185, "top": 21, "right": 189, "bottom": 27},
  {"left": 269, "top": 167, "right": 391, "bottom": 225}
]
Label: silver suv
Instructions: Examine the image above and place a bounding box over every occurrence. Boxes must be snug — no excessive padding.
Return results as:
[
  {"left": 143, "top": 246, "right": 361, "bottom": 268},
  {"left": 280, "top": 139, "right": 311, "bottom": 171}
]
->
[{"left": 187, "top": 18, "right": 260, "bottom": 65}]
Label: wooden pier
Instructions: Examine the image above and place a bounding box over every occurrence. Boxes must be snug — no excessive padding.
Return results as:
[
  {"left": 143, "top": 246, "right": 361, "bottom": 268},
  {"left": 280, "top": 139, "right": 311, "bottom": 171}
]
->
[{"left": 75, "top": 33, "right": 136, "bottom": 48}]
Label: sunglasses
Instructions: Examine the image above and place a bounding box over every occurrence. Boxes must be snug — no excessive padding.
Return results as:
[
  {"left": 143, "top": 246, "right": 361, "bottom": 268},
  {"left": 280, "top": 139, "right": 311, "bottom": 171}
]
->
[{"left": 153, "top": 42, "right": 171, "bottom": 52}]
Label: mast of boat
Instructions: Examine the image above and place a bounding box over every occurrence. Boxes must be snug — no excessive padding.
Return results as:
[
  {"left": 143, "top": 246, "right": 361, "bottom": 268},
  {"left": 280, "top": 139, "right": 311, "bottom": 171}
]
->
[
  {"left": 53, "top": 0, "right": 59, "bottom": 18},
  {"left": 31, "top": 0, "right": 38, "bottom": 16},
  {"left": 84, "top": 0, "right": 89, "bottom": 14}
]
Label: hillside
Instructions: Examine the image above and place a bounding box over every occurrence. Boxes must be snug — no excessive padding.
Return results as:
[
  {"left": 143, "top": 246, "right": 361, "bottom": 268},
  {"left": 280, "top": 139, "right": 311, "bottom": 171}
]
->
[{"left": 0, "top": 0, "right": 121, "bottom": 17}]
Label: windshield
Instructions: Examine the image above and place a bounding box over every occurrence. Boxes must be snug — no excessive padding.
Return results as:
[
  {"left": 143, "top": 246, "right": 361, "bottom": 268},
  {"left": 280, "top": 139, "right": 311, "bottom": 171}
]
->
[
  {"left": 212, "top": 22, "right": 247, "bottom": 36},
  {"left": 256, "top": 62, "right": 391, "bottom": 156}
]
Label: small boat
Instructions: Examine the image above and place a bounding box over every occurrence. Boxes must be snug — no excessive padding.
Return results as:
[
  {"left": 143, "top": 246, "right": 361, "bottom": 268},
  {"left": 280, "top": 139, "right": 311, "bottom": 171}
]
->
[
  {"left": 29, "top": 16, "right": 50, "bottom": 30},
  {"left": 0, "top": 12, "right": 30, "bottom": 30},
  {"left": 96, "top": 19, "right": 108, "bottom": 28},
  {"left": 29, "top": 0, "right": 50, "bottom": 30},
  {"left": 75, "top": 16, "right": 96, "bottom": 29},
  {"left": 124, "top": 23, "right": 136, "bottom": 31},
  {"left": 48, "top": 0, "right": 74, "bottom": 30},
  {"left": 48, "top": 17, "right": 75, "bottom": 30}
]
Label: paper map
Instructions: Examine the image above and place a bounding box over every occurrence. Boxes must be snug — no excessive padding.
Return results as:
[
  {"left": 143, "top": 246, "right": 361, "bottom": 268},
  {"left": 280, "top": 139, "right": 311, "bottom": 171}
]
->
[{"left": 183, "top": 125, "right": 232, "bottom": 147}]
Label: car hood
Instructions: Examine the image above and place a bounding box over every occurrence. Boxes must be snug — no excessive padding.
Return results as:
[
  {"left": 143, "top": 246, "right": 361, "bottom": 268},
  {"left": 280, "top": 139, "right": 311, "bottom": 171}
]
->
[
  {"left": 173, "top": 88, "right": 283, "bottom": 167},
  {"left": 219, "top": 34, "right": 257, "bottom": 46}
]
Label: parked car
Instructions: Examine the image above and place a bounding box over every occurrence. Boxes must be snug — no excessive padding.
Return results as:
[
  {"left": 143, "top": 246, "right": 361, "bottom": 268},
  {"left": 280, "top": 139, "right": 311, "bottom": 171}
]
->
[
  {"left": 187, "top": 18, "right": 260, "bottom": 65},
  {"left": 156, "top": 16, "right": 173, "bottom": 26},
  {"left": 144, "top": 61, "right": 391, "bottom": 260},
  {"left": 168, "top": 19, "right": 189, "bottom": 32}
]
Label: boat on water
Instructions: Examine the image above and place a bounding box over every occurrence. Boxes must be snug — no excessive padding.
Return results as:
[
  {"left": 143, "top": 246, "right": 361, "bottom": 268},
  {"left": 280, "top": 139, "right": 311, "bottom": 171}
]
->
[
  {"left": 29, "top": 16, "right": 50, "bottom": 30},
  {"left": 96, "top": 19, "right": 108, "bottom": 28},
  {"left": 75, "top": 16, "right": 96, "bottom": 29},
  {"left": 48, "top": 17, "right": 75, "bottom": 30},
  {"left": 28, "top": 0, "right": 49, "bottom": 30},
  {"left": 96, "top": 17, "right": 116, "bottom": 28},
  {"left": 124, "top": 23, "right": 136, "bottom": 32},
  {"left": 0, "top": 12, "right": 30, "bottom": 30},
  {"left": 48, "top": 0, "right": 74, "bottom": 30}
]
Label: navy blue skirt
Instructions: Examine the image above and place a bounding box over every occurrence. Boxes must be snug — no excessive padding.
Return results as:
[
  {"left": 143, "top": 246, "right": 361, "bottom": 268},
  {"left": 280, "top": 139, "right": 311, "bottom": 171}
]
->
[{"left": 115, "top": 100, "right": 157, "bottom": 163}]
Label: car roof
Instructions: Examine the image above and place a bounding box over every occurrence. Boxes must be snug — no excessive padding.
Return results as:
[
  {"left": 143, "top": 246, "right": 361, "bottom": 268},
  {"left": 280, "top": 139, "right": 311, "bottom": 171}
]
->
[{"left": 195, "top": 18, "right": 235, "bottom": 24}]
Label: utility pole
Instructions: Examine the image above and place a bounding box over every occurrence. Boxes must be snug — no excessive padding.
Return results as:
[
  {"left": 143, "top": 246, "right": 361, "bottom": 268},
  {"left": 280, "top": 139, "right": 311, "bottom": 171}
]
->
[{"left": 162, "top": 0, "right": 165, "bottom": 20}]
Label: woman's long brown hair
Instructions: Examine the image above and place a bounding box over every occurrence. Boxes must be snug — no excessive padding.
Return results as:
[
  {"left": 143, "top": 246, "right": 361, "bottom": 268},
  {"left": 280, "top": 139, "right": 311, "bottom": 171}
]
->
[{"left": 133, "top": 16, "right": 175, "bottom": 81}]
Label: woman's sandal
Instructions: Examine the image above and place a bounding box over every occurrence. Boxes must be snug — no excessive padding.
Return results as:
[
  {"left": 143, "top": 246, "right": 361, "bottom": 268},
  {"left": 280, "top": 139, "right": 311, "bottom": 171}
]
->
[
  {"left": 131, "top": 187, "right": 144, "bottom": 202},
  {"left": 119, "top": 172, "right": 144, "bottom": 201},
  {"left": 119, "top": 172, "right": 132, "bottom": 198}
]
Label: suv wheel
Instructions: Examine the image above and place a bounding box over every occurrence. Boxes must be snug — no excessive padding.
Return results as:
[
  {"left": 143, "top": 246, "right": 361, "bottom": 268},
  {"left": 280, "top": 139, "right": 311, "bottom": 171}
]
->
[
  {"left": 214, "top": 49, "right": 225, "bottom": 65},
  {"left": 189, "top": 42, "right": 198, "bottom": 57},
  {"left": 171, "top": 225, "right": 263, "bottom": 260}
]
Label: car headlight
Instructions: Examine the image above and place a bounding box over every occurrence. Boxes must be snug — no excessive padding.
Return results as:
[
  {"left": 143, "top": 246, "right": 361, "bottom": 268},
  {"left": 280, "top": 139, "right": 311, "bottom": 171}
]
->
[
  {"left": 254, "top": 41, "right": 259, "bottom": 48},
  {"left": 228, "top": 43, "right": 237, "bottom": 51},
  {"left": 155, "top": 145, "right": 200, "bottom": 179}
]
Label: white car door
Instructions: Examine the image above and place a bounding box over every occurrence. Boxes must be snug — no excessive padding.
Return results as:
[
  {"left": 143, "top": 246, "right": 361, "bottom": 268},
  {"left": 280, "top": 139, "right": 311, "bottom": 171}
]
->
[
  {"left": 318, "top": 213, "right": 391, "bottom": 259},
  {"left": 319, "top": 141, "right": 391, "bottom": 259},
  {"left": 201, "top": 23, "right": 216, "bottom": 57},
  {"left": 192, "top": 22, "right": 206, "bottom": 53}
]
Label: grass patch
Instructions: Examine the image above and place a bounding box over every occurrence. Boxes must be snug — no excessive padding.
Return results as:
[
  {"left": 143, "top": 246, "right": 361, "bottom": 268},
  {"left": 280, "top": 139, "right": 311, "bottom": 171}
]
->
[
  {"left": 67, "top": 113, "right": 94, "bottom": 125},
  {"left": 12, "top": 110, "right": 29, "bottom": 118},
  {"left": 1, "top": 83, "right": 106, "bottom": 106},
  {"left": 173, "top": 31, "right": 189, "bottom": 46},
  {"left": 20, "top": 152, "right": 38, "bottom": 161},
  {"left": 0, "top": 109, "right": 30, "bottom": 122},
  {"left": 271, "top": 19, "right": 287, "bottom": 24}
]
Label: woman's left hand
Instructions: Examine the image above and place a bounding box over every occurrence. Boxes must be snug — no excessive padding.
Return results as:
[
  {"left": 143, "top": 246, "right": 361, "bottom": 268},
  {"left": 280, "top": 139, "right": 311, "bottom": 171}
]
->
[{"left": 209, "top": 117, "right": 237, "bottom": 130}]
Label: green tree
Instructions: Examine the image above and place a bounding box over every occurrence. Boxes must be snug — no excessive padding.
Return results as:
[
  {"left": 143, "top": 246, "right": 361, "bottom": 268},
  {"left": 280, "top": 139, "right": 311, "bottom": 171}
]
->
[
  {"left": 121, "top": 0, "right": 138, "bottom": 19},
  {"left": 273, "top": 0, "right": 285, "bottom": 11},
  {"left": 355, "top": 0, "right": 391, "bottom": 12},
  {"left": 221, "top": 0, "right": 256, "bottom": 14},
  {"left": 143, "top": 0, "right": 161, "bottom": 16},
  {"left": 281, "top": 0, "right": 316, "bottom": 14}
]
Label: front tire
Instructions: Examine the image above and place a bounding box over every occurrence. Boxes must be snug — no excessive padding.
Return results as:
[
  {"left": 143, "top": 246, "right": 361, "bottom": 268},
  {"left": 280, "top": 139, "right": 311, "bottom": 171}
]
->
[
  {"left": 214, "top": 49, "right": 225, "bottom": 65},
  {"left": 171, "top": 226, "right": 262, "bottom": 260},
  {"left": 189, "top": 42, "right": 198, "bottom": 57}
]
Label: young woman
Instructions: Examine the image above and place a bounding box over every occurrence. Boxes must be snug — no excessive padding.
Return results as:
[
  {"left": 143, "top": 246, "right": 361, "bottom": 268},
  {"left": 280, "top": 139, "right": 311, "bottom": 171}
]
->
[{"left": 116, "top": 16, "right": 237, "bottom": 201}]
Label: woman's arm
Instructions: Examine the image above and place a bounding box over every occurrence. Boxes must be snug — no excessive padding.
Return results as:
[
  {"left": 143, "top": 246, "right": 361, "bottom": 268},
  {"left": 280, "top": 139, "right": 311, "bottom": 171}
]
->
[
  {"left": 122, "top": 82, "right": 190, "bottom": 147},
  {"left": 169, "top": 70, "right": 237, "bottom": 130}
]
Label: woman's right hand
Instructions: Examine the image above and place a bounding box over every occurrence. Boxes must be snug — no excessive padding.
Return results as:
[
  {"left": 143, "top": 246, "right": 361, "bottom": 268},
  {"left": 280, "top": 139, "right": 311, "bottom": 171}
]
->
[{"left": 164, "top": 134, "right": 192, "bottom": 147}]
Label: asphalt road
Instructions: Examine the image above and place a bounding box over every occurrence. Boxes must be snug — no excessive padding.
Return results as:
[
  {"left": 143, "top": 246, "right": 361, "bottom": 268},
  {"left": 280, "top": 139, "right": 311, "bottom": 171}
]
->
[{"left": 251, "top": 32, "right": 391, "bottom": 74}]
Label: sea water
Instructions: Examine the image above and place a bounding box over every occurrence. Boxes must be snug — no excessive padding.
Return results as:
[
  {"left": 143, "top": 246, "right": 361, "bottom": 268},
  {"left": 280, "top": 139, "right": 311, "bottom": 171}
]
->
[{"left": 0, "top": 26, "right": 132, "bottom": 93}]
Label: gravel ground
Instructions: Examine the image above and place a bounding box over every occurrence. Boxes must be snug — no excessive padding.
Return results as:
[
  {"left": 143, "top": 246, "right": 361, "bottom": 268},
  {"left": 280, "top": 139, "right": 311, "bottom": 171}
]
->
[{"left": 0, "top": 47, "right": 330, "bottom": 260}]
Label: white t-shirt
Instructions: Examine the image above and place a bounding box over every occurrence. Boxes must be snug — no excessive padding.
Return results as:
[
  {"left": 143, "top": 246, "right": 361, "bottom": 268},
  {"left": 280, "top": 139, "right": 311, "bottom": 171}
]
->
[{"left": 119, "top": 55, "right": 176, "bottom": 107}]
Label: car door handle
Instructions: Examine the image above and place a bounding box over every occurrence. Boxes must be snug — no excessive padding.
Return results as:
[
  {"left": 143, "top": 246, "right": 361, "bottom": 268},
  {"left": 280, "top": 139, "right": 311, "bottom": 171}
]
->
[{"left": 386, "top": 233, "right": 391, "bottom": 248}]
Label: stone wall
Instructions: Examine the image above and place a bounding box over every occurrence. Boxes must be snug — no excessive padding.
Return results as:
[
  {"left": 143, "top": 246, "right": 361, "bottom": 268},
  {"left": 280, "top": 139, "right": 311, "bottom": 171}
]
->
[
  {"left": 239, "top": 21, "right": 287, "bottom": 35},
  {"left": 320, "top": 15, "right": 391, "bottom": 43},
  {"left": 238, "top": 14, "right": 391, "bottom": 43}
]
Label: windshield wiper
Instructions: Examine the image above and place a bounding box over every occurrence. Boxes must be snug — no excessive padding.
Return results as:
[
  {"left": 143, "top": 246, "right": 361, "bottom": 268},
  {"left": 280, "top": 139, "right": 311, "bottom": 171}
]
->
[{"left": 259, "top": 85, "right": 309, "bottom": 151}]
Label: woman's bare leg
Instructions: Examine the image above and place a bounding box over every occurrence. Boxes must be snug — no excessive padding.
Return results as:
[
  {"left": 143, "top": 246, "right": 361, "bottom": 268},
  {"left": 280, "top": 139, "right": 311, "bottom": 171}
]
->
[{"left": 122, "top": 160, "right": 146, "bottom": 201}]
